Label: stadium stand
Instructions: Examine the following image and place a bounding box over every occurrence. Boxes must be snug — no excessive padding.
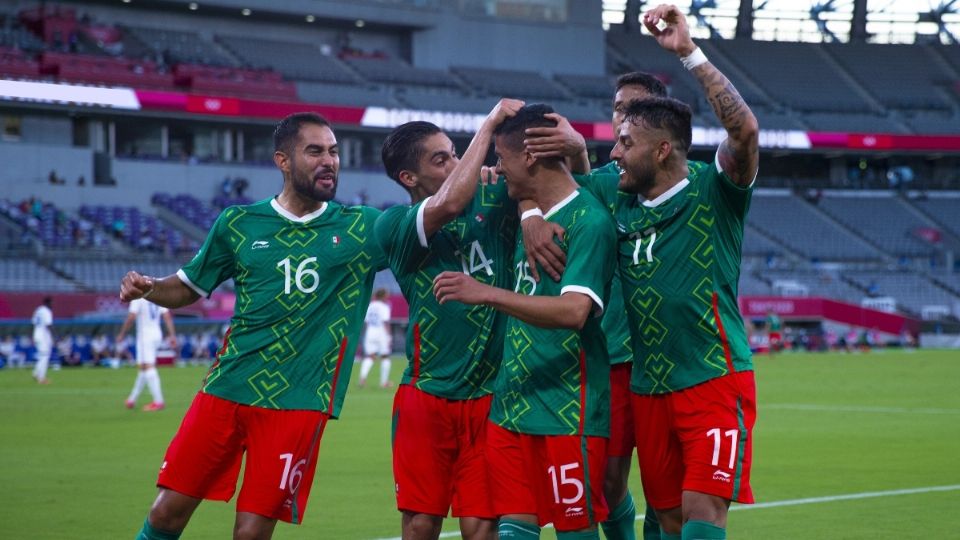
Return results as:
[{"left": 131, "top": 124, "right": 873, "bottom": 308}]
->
[
  {"left": 817, "top": 193, "right": 942, "bottom": 258},
  {"left": 51, "top": 259, "right": 181, "bottom": 292},
  {"left": 747, "top": 192, "right": 884, "bottom": 262},
  {"left": 910, "top": 195, "right": 960, "bottom": 238},
  {"left": 216, "top": 35, "right": 359, "bottom": 84},
  {"left": 845, "top": 270, "right": 957, "bottom": 315},
  {"left": 121, "top": 25, "right": 237, "bottom": 67},
  {"left": 297, "top": 81, "right": 399, "bottom": 107},
  {"left": 824, "top": 43, "right": 956, "bottom": 112},
  {"left": 344, "top": 55, "right": 462, "bottom": 89},
  {"left": 0, "top": 260, "right": 77, "bottom": 292},
  {"left": 79, "top": 205, "right": 198, "bottom": 254},
  {"left": 0, "top": 198, "right": 108, "bottom": 249},
  {"left": 451, "top": 65, "right": 571, "bottom": 100}
]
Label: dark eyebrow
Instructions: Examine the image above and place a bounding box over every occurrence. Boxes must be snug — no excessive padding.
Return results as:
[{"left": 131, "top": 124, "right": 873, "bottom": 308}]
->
[
  {"left": 430, "top": 149, "right": 452, "bottom": 160},
  {"left": 304, "top": 143, "right": 337, "bottom": 152}
]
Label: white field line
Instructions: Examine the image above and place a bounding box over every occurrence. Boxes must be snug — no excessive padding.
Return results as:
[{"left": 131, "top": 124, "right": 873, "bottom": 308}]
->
[
  {"left": 765, "top": 403, "right": 960, "bottom": 415},
  {"left": 370, "top": 484, "right": 960, "bottom": 540}
]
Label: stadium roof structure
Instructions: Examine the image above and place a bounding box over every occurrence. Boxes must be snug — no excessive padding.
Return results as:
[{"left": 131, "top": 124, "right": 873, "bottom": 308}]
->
[{"left": 603, "top": 0, "right": 960, "bottom": 44}]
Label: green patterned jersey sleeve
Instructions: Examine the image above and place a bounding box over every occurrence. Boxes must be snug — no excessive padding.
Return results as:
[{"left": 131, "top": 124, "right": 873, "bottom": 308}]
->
[
  {"left": 709, "top": 151, "right": 754, "bottom": 219},
  {"left": 558, "top": 194, "right": 617, "bottom": 315},
  {"left": 178, "top": 207, "right": 237, "bottom": 297},
  {"left": 374, "top": 202, "right": 430, "bottom": 275},
  {"left": 573, "top": 168, "right": 618, "bottom": 210}
]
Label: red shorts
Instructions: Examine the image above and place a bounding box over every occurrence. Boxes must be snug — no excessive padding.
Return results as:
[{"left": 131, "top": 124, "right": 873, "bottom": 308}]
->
[
  {"left": 392, "top": 385, "right": 494, "bottom": 518},
  {"left": 769, "top": 331, "right": 782, "bottom": 343},
  {"left": 486, "top": 422, "right": 608, "bottom": 531},
  {"left": 608, "top": 362, "right": 635, "bottom": 457},
  {"left": 157, "top": 392, "right": 329, "bottom": 524},
  {"left": 632, "top": 371, "right": 756, "bottom": 509}
]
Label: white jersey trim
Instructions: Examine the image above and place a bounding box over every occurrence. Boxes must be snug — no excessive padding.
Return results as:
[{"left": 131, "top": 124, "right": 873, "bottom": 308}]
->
[
  {"left": 715, "top": 149, "right": 758, "bottom": 188},
  {"left": 561, "top": 285, "right": 605, "bottom": 316},
  {"left": 543, "top": 190, "right": 580, "bottom": 220},
  {"left": 270, "top": 198, "right": 328, "bottom": 223},
  {"left": 416, "top": 196, "right": 431, "bottom": 248},
  {"left": 176, "top": 269, "right": 209, "bottom": 298},
  {"left": 638, "top": 178, "right": 690, "bottom": 208}
]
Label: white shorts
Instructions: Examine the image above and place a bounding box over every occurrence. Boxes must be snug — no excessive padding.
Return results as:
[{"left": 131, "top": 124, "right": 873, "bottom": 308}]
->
[
  {"left": 136, "top": 335, "right": 162, "bottom": 366},
  {"left": 33, "top": 336, "right": 52, "bottom": 356},
  {"left": 364, "top": 330, "right": 391, "bottom": 356}
]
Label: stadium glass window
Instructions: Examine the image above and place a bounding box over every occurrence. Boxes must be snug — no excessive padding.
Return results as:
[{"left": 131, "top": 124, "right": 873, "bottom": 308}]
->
[
  {"left": 2, "top": 115, "right": 21, "bottom": 141},
  {"left": 116, "top": 119, "right": 162, "bottom": 159},
  {"left": 240, "top": 127, "right": 273, "bottom": 164}
]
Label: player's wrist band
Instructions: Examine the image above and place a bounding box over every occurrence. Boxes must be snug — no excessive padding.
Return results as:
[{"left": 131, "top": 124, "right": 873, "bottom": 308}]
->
[
  {"left": 520, "top": 208, "right": 544, "bottom": 222},
  {"left": 680, "top": 47, "right": 708, "bottom": 71}
]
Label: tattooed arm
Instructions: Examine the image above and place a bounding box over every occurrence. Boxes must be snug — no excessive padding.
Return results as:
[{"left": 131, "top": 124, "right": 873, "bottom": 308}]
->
[{"left": 643, "top": 4, "right": 759, "bottom": 186}]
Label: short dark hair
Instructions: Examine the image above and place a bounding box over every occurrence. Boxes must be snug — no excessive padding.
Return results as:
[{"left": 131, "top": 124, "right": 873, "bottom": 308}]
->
[
  {"left": 273, "top": 112, "right": 330, "bottom": 154},
  {"left": 615, "top": 72, "right": 668, "bottom": 98},
  {"left": 493, "top": 103, "right": 557, "bottom": 155},
  {"left": 42, "top": 296, "right": 52, "bottom": 307},
  {"left": 380, "top": 121, "right": 442, "bottom": 184},
  {"left": 623, "top": 97, "right": 693, "bottom": 153}
]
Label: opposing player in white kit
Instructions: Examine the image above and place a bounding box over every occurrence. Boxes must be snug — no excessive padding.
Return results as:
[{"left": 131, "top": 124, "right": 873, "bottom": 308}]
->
[
  {"left": 31, "top": 297, "right": 54, "bottom": 384},
  {"left": 358, "top": 288, "right": 393, "bottom": 389},
  {"left": 116, "top": 298, "right": 177, "bottom": 411}
]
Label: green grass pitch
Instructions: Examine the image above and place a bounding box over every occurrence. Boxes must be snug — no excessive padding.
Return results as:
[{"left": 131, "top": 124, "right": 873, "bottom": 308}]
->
[{"left": 2, "top": 350, "right": 958, "bottom": 539}]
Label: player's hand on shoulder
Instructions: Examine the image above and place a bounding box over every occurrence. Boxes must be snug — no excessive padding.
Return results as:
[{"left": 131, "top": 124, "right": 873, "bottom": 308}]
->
[
  {"left": 523, "top": 112, "right": 585, "bottom": 160},
  {"left": 643, "top": 4, "right": 696, "bottom": 57},
  {"left": 120, "top": 271, "right": 153, "bottom": 302},
  {"left": 522, "top": 218, "right": 566, "bottom": 282},
  {"left": 433, "top": 271, "right": 488, "bottom": 306}
]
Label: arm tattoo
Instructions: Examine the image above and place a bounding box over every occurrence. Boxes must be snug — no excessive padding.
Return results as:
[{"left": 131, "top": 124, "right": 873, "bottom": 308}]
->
[{"left": 691, "top": 62, "right": 759, "bottom": 185}]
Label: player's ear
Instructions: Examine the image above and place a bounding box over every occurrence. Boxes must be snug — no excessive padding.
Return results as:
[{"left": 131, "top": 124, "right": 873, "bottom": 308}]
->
[
  {"left": 273, "top": 150, "right": 290, "bottom": 174},
  {"left": 656, "top": 140, "right": 672, "bottom": 164},
  {"left": 397, "top": 169, "right": 418, "bottom": 189}
]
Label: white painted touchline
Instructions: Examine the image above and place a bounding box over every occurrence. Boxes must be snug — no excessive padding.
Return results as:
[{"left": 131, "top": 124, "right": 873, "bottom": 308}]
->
[
  {"left": 765, "top": 403, "right": 960, "bottom": 415},
  {"left": 369, "top": 484, "right": 960, "bottom": 540}
]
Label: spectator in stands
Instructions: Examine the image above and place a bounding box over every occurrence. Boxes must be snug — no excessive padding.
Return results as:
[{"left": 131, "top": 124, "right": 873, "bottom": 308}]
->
[
  {"left": 90, "top": 333, "right": 109, "bottom": 367},
  {"left": 233, "top": 177, "right": 249, "bottom": 198},
  {"left": 77, "top": 175, "right": 86, "bottom": 187},
  {"left": 1, "top": 335, "right": 25, "bottom": 368}
]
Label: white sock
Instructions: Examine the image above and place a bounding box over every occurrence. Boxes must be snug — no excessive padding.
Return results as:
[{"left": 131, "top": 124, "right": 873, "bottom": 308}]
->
[
  {"left": 145, "top": 367, "right": 164, "bottom": 404},
  {"left": 128, "top": 371, "right": 145, "bottom": 402},
  {"left": 379, "top": 358, "right": 392, "bottom": 387},
  {"left": 359, "top": 357, "right": 374, "bottom": 382}
]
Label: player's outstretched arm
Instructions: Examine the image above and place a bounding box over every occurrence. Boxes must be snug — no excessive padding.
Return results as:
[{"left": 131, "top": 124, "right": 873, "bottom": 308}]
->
[
  {"left": 523, "top": 112, "right": 590, "bottom": 174},
  {"left": 115, "top": 311, "right": 136, "bottom": 343},
  {"left": 421, "top": 98, "right": 525, "bottom": 239},
  {"left": 644, "top": 4, "right": 759, "bottom": 186},
  {"left": 120, "top": 271, "right": 200, "bottom": 309},
  {"left": 162, "top": 311, "right": 178, "bottom": 350},
  {"left": 433, "top": 271, "right": 593, "bottom": 330}
]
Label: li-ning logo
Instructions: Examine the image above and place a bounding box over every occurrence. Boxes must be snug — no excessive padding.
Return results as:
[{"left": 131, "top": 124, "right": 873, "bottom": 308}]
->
[
  {"left": 564, "top": 507, "right": 584, "bottom": 517},
  {"left": 713, "top": 470, "right": 732, "bottom": 483},
  {"left": 252, "top": 240, "right": 270, "bottom": 250}
]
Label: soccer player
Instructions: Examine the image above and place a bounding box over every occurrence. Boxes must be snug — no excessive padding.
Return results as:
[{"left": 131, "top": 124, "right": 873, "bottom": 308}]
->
[
  {"left": 116, "top": 298, "right": 177, "bottom": 411},
  {"left": 766, "top": 311, "right": 783, "bottom": 353},
  {"left": 375, "top": 98, "right": 522, "bottom": 540},
  {"left": 31, "top": 296, "right": 53, "bottom": 384},
  {"left": 585, "top": 6, "right": 759, "bottom": 539},
  {"left": 120, "top": 112, "right": 386, "bottom": 540},
  {"left": 358, "top": 288, "right": 394, "bottom": 389},
  {"left": 523, "top": 72, "right": 670, "bottom": 540},
  {"left": 433, "top": 104, "right": 617, "bottom": 540}
]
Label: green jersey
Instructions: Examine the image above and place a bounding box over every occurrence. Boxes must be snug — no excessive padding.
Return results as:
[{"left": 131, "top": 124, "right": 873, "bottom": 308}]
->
[
  {"left": 177, "top": 198, "right": 386, "bottom": 416},
  {"left": 489, "top": 188, "right": 616, "bottom": 437},
  {"left": 580, "top": 157, "right": 754, "bottom": 395},
  {"left": 592, "top": 162, "right": 633, "bottom": 366},
  {"left": 375, "top": 182, "right": 517, "bottom": 400}
]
